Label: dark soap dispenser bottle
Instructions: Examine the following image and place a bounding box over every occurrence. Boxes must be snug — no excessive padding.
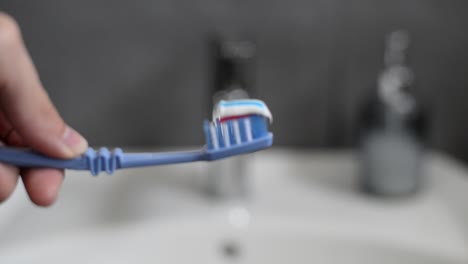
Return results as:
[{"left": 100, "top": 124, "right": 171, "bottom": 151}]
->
[{"left": 359, "top": 31, "right": 428, "bottom": 196}]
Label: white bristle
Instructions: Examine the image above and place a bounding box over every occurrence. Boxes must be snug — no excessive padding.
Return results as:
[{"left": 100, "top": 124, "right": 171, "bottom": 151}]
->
[
  {"left": 210, "top": 123, "right": 219, "bottom": 149},
  {"left": 244, "top": 118, "right": 253, "bottom": 142},
  {"left": 222, "top": 123, "right": 230, "bottom": 147},
  {"left": 233, "top": 120, "right": 241, "bottom": 144}
]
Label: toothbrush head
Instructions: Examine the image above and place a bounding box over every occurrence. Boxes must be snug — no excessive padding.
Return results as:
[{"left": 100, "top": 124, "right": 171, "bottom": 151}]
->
[{"left": 203, "top": 99, "right": 273, "bottom": 160}]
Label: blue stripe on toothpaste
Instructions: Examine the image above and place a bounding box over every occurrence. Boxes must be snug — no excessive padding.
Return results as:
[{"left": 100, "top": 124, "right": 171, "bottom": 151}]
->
[{"left": 218, "top": 100, "right": 266, "bottom": 109}]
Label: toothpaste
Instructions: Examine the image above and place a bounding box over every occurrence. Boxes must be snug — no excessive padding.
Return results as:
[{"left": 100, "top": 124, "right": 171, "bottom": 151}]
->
[{"left": 213, "top": 99, "right": 273, "bottom": 123}]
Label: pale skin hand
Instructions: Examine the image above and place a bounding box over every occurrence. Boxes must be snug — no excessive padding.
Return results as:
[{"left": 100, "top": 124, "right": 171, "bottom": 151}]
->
[{"left": 0, "top": 13, "right": 88, "bottom": 206}]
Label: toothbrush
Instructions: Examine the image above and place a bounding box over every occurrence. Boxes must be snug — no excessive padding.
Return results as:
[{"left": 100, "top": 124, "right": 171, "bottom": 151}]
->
[{"left": 0, "top": 99, "right": 273, "bottom": 176}]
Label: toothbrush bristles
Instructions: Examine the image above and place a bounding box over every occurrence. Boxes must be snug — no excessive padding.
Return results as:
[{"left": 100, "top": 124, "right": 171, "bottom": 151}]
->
[{"left": 205, "top": 115, "right": 270, "bottom": 151}]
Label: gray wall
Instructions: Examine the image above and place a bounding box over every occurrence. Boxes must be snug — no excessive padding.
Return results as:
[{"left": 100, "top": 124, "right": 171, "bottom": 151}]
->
[{"left": 1, "top": 1, "right": 468, "bottom": 160}]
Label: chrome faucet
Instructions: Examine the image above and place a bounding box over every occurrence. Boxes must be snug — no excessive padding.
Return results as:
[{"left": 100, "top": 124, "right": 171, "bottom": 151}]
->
[{"left": 205, "top": 38, "right": 256, "bottom": 200}]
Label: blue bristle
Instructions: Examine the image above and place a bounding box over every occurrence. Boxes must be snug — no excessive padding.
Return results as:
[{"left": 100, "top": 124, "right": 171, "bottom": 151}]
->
[
  {"left": 204, "top": 120, "right": 213, "bottom": 150},
  {"left": 204, "top": 114, "right": 271, "bottom": 153},
  {"left": 249, "top": 115, "right": 269, "bottom": 138},
  {"left": 227, "top": 120, "right": 236, "bottom": 145},
  {"left": 216, "top": 121, "right": 224, "bottom": 148},
  {"left": 238, "top": 118, "right": 247, "bottom": 142}
]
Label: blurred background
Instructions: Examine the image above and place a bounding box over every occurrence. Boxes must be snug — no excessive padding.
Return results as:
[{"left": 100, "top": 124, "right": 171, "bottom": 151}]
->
[
  {"left": 2, "top": 1, "right": 468, "bottom": 263},
  {"left": 1, "top": 0, "right": 467, "bottom": 161}
]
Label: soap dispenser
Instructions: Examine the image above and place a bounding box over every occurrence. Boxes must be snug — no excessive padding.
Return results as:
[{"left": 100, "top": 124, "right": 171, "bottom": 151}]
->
[{"left": 359, "top": 31, "right": 428, "bottom": 196}]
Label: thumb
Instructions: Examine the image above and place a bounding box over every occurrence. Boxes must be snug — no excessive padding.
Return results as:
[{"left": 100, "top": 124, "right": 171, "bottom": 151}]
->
[{"left": 0, "top": 13, "right": 88, "bottom": 158}]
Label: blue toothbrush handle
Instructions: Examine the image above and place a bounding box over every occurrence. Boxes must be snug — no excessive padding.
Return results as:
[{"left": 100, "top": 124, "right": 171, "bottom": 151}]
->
[
  {"left": 0, "top": 147, "right": 88, "bottom": 170},
  {"left": 0, "top": 147, "right": 207, "bottom": 176}
]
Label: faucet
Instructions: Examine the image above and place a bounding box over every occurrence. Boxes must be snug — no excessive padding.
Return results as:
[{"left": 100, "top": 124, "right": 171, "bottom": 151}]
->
[{"left": 205, "top": 37, "right": 256, "bottom": 200}]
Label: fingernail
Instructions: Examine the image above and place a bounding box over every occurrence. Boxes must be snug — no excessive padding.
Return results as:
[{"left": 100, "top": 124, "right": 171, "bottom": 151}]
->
[{"left": 62, "top": 126, "right": 88, "bottom": 156}]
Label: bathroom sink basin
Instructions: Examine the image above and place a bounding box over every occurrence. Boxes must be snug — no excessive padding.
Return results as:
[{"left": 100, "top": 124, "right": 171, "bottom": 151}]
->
[
  {"left": 0, "top": 148, "right": 467, "bottom": 263},
  {"left": 0, "top": 212, "right": 464, "bottom": 264}
]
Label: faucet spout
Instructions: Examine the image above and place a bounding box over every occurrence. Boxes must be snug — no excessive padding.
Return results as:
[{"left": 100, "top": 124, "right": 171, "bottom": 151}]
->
[{"left": 205, "top": 37, "right": 256, "bottom": 200}]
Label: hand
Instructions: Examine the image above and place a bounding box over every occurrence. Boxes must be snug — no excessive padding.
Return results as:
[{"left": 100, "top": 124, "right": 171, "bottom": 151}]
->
[{"left": 0, "top": 13, "right": 88, "bottom": 206}]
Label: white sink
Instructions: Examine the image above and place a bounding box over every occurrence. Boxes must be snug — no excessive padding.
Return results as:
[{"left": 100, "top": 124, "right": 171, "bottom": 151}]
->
[
  {"left": 0, "top": 149, "right": 467, "bottom": 263},
  {"left": 0, "top": 212, "right": 465, "bottom": 264}
]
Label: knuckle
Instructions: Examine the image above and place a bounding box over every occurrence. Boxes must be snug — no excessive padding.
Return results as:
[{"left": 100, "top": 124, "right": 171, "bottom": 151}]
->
[{"left": 0, "top": 12, "right": 22, "bottom": 49}]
